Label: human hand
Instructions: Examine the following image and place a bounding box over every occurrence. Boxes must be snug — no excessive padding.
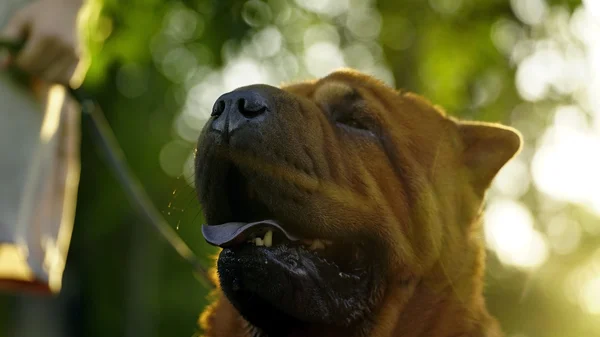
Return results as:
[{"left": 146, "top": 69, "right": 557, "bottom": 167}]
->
[{"left": 0, "top": 0, "right": 84, "bottom": 86}]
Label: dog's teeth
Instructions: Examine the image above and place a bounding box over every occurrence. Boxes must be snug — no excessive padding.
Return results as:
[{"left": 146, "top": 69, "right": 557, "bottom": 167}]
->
[
  {"left": 255, "top": 238, "right": 264, "bottom": 246},
  {"left": 263, "top": 230, "right": 273, "bottom": 247},
  {"left": 309, "top": 239, "right": 325, "bottom": 250}
]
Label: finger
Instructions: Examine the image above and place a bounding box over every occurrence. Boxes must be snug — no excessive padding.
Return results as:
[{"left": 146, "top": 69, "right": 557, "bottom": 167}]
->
[
  {"left": 62, "top": 59, "right": 79, "bottom": 86},
  {"left": 14, "top": 33, "right": 48, "bottom": 74},
  {"left": 28, "top": 40, "right": 63, "bottom": 74},
  {"left": 0, "top": 11, "right": 28, "bottom": 69},
  {"left": 61, "top": 56, "right": 80, "bottom": 86},
  {"left": 41, "top": 54, "right": 77, "bottom": 85}
]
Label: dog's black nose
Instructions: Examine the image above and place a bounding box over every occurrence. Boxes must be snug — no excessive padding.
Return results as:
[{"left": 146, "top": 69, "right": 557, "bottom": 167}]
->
[{"left": 210, "top": 88, "right": 270, "bottom": 135}]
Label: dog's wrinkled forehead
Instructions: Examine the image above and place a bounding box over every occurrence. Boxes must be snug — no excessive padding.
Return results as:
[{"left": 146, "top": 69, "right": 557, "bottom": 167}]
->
[
  {"left": 282, "top": 77, "right": 362, "bottom": 102},
  {"left": 281, "top": 78, "right": 381, "bottom": 120},
  {"left": 281, "top": 70, "right": 400, "bottom": 115}
]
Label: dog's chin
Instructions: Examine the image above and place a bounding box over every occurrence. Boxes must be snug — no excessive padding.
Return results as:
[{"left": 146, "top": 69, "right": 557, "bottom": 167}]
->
[{"left": 216, "top": 237, "right": 376, "bottom": 335}]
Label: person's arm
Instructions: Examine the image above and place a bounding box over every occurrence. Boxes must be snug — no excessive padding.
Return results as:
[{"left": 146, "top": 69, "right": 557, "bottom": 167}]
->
[{"left": 1, "top": 0, "right": 85, "bottom": 86}]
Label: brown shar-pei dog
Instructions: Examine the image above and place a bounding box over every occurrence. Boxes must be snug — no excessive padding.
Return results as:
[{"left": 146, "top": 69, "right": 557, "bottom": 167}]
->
[{"left": 194, "top": 69, "right": 522, "bottom": 337}]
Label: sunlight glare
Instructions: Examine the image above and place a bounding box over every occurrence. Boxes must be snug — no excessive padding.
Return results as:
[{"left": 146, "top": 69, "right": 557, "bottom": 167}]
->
[
  {"left": 484, "top": 199, "right": 549, "bottom": 269},
  {"left": 581, "top": 276, "right": 600, "bottom": 314},
  {"left": 583, "top": 0, "right": 600, "bottom": 19},
  {"left": 303, "top": 24, "right": 341, "bottom": 49},
  {"left": 491, "top": 157, "right": 530, "bottom": 198},
  {"left": 223, "top": 58, "right": 270, "bottom": 91},
  {"left": 252, "top": 26, "right": 283, "bottom": 58},
  {"left": 303, "top": 42, "right": 346, "bottom": 77},
  {"left": 184, "top": 72, "right": 224, "bottom": 127},
  {"left": 545, "top": 215, "right": 582, "bottom": 255},
  {"left": 566, "top": 249, "right": 600, "bottom": 315},
  {"left": 515, "top": 47, "right": 563, "bottom": 101},
  {"left": 346, "top": 9, "right": 382, "bottom": 40},
  {"left": 294, "top": 0, "right": 349, "bottom": 17},
  {"left": 531, "top": 110, "right": 600, "bottom": 215},
  {"left": 510, "top": 0, "right": 548, "bottom": 26}
]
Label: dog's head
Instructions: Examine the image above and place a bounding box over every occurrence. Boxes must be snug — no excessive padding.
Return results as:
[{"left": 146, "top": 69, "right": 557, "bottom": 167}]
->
[{"left": 195, "top": 69, "right": 521, "bottom": 336}]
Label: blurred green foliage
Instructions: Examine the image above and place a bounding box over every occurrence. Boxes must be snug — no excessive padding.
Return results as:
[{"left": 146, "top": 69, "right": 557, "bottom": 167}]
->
[{"left": 2, "top": 0, "right": 599, "bottom": 337}]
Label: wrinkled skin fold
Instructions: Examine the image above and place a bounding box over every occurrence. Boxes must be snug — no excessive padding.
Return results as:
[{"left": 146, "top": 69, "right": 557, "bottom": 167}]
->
[{"left": 195, "top": 69, "right": 522, "bottom": 337}]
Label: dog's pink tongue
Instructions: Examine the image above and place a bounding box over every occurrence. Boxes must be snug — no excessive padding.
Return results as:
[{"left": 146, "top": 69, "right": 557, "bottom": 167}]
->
[{"left": 202, "top": 220, "right": 299, "bottom": 248}]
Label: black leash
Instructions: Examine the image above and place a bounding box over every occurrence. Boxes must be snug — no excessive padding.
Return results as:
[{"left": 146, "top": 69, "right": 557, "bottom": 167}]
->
[{"left": 0, "top": 38, "right": 212, "bottom": 287}]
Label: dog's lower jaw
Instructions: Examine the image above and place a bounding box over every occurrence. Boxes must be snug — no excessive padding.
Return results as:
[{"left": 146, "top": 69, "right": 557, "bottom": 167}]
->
[{"left": 199, "top": 287, "right": 377, "bottom": 337}]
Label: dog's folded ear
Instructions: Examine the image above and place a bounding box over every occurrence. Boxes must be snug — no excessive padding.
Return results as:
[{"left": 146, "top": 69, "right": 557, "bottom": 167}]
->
[{"left": 456, "top": 121, "right": 523, "bottom": 195}]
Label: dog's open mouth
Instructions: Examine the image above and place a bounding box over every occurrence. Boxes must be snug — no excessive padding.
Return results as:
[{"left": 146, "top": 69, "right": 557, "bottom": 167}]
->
[
  {"left": 201, "top": 165, "right": 367, "bottom": 276},
  {"left": 199, "top": 165, "right": 376, "bottom": 328}
]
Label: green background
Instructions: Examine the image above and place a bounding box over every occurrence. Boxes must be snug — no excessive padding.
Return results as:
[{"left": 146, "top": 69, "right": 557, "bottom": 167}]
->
[{"left": 2, "top": 0, "right": 599, "bottom": 337}]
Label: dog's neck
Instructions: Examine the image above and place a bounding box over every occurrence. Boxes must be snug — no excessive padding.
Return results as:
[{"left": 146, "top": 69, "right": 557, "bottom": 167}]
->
[
  {"left": 361, "top": 211, "right": 501, "bottom": 337},
  {"left": 379, "top": 267, "right": 502, "bottom": 337},
  {"left": 369, "top": 223, "right": 502, "bottom": 337}
]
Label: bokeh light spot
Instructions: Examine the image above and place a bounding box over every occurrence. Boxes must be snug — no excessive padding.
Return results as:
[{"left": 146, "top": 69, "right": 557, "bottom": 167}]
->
[
  {"left": 515, "top": 47, "right": 563, "bottom": 101},
  {"left": 303, "top": 24, "right": 341, "bottom": 49},
  {"left": 531, "top": 112, "right": 600, "bottom": 215},
  {"left": 346, "top": 10, "right": 382, "bottom": 40},
  {"left": 343, "top": 43, "right": 375, "bottom": 69},
  {"left": 429, "top": 0, "right": 463, "bottom": 15},
  {"left": 492, "top": 157, "right": 531, "bottom": 199},
  {"left": 510, "top": 0, "right": 548, "bottom": 26},
  {"left": 223, "top": 57, "right": 270, "bottom": 91},
  {"left": 160, "top": 140, "right": 192, "bottom": 178},
  {"left": 484, "top": 199, "right": 549, "bottom": 269},
  {"left": 242, "top": 0, "right": 273, "bottom": 27},
  {"left": 163, "top": 5, "right": 200, "bottom": 42},
  {"left": 545, "top": 215, "right": 582, "bottom": 255},
  {"left": 294, "top": 0, "right": 349, "bottom": 17},
  {"left": 161, "top": 47, "right": 198, "bottom": 83},
  {"left": 252, "top": 26, "right": 283, "bottom": 58},
  {"left": 303, "top": 42, "right": 346, "bottom": 78},
  {"left": 491, "top": 18, "right": 524, "bottom": 56},
  {"left": 581, "top": 276, "right": 600, "bottom": 314}
]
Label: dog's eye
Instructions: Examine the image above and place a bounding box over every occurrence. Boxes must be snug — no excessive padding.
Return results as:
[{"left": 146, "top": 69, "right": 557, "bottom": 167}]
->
[{"left": 336, "top": 116, "right": 370, "bottom": 131}]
